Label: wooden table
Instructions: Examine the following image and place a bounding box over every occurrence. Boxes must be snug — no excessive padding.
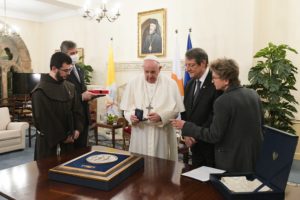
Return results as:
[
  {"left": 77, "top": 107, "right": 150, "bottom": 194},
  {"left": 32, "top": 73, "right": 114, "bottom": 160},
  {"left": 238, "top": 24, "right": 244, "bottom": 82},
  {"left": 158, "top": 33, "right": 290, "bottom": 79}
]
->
[
  {"left": 0, "top": 147, "right": 224, "bottom": 200},
  {"left": 94, "top": 122, "right": 123, "bottom": 147}
]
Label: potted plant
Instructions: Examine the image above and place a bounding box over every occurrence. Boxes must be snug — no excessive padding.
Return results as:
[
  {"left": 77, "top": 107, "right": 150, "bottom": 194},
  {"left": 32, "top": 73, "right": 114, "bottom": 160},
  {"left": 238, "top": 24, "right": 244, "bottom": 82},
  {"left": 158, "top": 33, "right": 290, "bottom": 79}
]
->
[
  {"left": 248, "top": 42, "right": 298, "bottom": 133},
  {"left": 76, "top": 58, "right": 93, "bottom": 84},
  {"left": 106, "top": 114, "right": 118, "bottom": 125}
]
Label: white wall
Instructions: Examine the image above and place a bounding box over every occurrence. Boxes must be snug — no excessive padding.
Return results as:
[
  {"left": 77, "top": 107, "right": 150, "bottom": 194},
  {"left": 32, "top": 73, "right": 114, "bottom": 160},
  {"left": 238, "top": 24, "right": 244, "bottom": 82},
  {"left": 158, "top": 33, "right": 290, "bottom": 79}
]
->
[
  {"left": 36, "top": 0, "right": 255, "bottom": 85},
  {"left": 253, "top": 0, "right": 300, "bottom": 119},
  {"left": 0, "top": 16, "right": 41, "bottom": 72}
]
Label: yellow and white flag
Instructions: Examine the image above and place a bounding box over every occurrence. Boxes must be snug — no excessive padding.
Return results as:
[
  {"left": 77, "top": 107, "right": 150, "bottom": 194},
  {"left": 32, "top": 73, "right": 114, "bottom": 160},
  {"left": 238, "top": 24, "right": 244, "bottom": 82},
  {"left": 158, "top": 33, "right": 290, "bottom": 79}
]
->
[
  {"left": 171, "top": 33, "right": 184, "bottom": 96},
  {"left": 106, "top": 45, "right": 116, "bottom": 97},
  {"left": 106, "top": 43, "right": 117, "bottom": 114}
]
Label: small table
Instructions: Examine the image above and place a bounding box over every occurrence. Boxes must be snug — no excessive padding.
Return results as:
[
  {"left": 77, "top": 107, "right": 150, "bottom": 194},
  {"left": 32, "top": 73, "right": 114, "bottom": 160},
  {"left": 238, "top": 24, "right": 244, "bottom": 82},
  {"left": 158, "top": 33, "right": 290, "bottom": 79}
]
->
[{"left": 94, "top": 122, "right": 123, "bottom": 148}]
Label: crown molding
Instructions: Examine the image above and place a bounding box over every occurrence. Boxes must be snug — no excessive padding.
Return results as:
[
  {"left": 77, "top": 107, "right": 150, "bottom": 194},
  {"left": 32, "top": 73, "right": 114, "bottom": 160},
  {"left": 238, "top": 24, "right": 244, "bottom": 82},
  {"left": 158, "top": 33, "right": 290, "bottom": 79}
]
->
[
  {"left": 0, "top": 0, "right": 81, "bottom": 22},
  {"left": 115, "top": 60, "right": 185, "bottom": 72},
  {"left": 0, "top": 10, "right": 78, "bottom": 22}
]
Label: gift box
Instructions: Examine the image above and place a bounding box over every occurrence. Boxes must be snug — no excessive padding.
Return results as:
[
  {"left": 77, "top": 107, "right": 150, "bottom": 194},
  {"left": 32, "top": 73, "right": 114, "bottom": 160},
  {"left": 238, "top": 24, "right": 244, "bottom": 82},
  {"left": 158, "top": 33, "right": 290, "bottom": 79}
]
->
[
  {"left": 88, "top": 89, "right": 109, "bottom": 95},
  {"left": 210, "top": 125, "right": 298, "bottom": 200},
  {"left": 49, "top": 150, "right": 144, "bottom": 190}
]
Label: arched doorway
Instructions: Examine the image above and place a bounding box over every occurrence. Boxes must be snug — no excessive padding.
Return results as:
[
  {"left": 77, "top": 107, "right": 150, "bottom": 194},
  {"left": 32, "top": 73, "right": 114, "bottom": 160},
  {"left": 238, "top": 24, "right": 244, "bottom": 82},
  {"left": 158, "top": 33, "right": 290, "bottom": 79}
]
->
[{"left": 0, "top": 23, "right": 32, "bottom": 98}]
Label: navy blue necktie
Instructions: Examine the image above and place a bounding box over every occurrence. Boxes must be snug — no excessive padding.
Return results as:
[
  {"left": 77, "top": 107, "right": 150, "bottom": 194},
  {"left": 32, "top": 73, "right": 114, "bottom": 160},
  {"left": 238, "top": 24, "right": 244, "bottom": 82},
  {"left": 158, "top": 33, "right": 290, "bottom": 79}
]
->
[{"left": 193, "top": 80, "right": 201, "bottom": 105}]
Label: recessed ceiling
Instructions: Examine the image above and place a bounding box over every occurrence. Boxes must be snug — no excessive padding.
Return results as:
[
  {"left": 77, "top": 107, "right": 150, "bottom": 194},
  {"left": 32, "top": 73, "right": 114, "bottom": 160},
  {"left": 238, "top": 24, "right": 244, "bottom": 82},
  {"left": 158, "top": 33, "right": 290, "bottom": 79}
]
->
[{"left": 0, "top": 0, "right": 84, "bottom": 22}]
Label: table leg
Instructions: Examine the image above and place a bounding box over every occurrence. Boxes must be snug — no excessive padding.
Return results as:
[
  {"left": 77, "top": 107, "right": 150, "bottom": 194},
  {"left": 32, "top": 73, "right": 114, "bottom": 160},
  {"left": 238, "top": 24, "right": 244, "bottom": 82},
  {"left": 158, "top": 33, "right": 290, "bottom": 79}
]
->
[
  {"left": 112, "top": 128, "right": 115, "bottom": 148},
  {"left": 94, "top": 126, "right": 98, "bottom": 145},
  {"left": 28, "top": 124, "right": 31, "bottom": 147}
]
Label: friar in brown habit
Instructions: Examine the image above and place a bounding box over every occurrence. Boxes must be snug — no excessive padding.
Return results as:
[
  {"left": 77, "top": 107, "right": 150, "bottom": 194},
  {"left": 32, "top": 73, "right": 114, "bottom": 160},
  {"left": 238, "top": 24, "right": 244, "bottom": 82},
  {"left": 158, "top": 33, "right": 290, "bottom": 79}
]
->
[{"left": 31, "top": 52, "right": 84, "bottom": 160}]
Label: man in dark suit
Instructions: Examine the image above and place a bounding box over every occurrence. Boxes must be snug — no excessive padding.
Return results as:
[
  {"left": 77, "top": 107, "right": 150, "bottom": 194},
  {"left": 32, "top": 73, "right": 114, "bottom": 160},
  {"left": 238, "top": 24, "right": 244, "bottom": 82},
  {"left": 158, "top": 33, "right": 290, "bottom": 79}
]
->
[
  {"left": 60, "top": 41, "right": 96, "bottom": 148},
  {"left": 180, "top": 48, "right": 221, "bottom": 168}
]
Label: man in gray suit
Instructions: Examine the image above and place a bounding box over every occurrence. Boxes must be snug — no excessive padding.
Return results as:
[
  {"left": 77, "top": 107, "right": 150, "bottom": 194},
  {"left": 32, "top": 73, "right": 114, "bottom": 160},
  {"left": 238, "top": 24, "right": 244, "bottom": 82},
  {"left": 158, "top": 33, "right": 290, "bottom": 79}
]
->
[{"left": 172, "top": 58, "right": 263, "bottom": 173}]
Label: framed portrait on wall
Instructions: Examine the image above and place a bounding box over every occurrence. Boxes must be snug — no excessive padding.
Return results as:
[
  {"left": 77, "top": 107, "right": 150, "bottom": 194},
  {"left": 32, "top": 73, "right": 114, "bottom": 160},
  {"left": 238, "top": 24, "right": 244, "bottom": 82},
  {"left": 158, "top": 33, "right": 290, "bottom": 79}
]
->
[{"left": 138, "top": 8, "right": 166, "bottom": 57}]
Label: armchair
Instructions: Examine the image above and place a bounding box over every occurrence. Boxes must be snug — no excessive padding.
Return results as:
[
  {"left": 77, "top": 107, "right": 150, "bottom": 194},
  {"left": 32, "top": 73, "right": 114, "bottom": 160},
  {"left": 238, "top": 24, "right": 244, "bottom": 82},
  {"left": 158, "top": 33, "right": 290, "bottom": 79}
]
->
[{"left": 0, "top": 107, "right": 29, "bottom": 154}]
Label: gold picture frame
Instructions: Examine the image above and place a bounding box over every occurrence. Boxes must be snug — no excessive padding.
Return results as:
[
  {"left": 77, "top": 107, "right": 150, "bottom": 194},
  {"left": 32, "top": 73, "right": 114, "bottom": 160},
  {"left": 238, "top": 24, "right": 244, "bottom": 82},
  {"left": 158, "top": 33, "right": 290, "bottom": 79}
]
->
[
  {"left": 77, "top": 48, "right": 84, "bottom": 63},
  {"left": 138, "top": 8, "right": 166, "bottom": 57},
  {"left": 55, "top": 47, "right": 84, "bottom": 63}
]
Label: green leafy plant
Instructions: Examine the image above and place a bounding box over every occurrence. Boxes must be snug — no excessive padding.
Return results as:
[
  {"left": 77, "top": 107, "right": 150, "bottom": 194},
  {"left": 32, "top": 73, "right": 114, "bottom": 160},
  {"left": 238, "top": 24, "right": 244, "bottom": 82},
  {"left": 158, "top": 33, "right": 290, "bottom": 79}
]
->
[
  {"left": 248, "top": 42, "right": 298, "bottom": 133},
  {"left": 106, "top": 114, "right": 118, "bottom": 125},
  {"left": 76, "top": 59, "right": 93, "bottom": 84}
]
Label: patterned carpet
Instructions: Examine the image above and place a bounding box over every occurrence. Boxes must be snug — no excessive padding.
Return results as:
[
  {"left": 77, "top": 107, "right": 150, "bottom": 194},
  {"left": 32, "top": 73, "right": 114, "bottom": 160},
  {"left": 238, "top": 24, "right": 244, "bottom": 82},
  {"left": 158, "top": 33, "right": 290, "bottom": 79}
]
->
[{"left": 0, "top": 129, "right": 124, "bottom": 170}]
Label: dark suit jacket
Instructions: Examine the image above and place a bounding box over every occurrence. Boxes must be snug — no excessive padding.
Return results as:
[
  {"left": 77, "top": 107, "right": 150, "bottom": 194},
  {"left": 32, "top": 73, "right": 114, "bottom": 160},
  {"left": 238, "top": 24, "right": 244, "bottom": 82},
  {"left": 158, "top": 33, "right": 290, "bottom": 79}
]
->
[
  {"left": 182, "top": 85, "right": 263, "bottom": 173},
  {"left": 67, "top": 65, "right": 90, "bottom": 147},
  {"left": 181, "top": 71, "right": 221, "bottom": 167}
]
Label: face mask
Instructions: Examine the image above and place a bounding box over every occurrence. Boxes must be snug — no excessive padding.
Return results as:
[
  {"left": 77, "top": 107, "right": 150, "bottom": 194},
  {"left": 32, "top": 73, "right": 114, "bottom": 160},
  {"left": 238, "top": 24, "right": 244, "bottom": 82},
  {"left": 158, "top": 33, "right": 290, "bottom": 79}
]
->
[{"left": 70, "top": 54, "right": 79, "bottom": 65}]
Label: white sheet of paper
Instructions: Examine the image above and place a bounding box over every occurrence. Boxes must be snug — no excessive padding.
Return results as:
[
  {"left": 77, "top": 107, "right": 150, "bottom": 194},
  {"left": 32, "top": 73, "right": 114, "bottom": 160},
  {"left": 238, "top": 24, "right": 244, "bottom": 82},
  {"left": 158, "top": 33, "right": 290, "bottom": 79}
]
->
[{"left": 182, "top": 166, "right": 225, "bottom": 182}]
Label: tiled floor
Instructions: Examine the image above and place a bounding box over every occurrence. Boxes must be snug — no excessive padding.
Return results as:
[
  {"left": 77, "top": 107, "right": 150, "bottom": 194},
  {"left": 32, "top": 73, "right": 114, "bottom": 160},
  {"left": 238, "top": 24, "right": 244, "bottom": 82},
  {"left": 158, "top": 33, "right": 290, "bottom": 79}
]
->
[{"left": 289, "top": 159, "right": 300, "bottom": 184}]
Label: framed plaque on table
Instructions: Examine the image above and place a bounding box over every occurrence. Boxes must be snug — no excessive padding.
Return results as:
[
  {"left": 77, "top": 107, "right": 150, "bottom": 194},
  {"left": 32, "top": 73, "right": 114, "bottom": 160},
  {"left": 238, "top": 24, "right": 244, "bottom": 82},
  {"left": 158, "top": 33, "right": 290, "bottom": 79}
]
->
[{"left": 49, "top": 149, "right": 144, "bottom": 190}]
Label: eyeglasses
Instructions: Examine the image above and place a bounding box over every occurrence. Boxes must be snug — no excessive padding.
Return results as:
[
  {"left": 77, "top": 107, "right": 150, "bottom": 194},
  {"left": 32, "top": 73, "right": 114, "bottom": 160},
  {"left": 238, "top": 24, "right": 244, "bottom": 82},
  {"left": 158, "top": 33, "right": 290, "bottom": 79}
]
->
[
  {"left": 212, "top": 76, "right": 221, "bottom": 80},
  {"left": 59, "top": 66, "right": 73, "bottom": 73},
  {"left": 185, "top": 63, "right": 197, "bottom": 68},
  {"left": 69, "top": 51, "right": 78, "bottom": 56},
  {"left": 68, "top": 49, "right": 78, "bottom": 55}
]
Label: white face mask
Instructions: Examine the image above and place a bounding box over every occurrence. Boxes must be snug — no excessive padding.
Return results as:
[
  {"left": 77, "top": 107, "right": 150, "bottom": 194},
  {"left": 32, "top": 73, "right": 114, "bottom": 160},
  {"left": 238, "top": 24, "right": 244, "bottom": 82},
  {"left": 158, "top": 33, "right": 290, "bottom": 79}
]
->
[{"left": 70, "top": 54, "right": 79, "bottom": 65}]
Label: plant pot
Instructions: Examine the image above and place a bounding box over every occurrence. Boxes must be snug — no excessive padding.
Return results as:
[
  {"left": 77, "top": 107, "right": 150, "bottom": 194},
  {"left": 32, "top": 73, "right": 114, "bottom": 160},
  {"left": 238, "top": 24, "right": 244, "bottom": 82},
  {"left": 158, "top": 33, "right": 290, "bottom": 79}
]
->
[{"left": 107, "top": 121, "right": 114, "bottom": 125}]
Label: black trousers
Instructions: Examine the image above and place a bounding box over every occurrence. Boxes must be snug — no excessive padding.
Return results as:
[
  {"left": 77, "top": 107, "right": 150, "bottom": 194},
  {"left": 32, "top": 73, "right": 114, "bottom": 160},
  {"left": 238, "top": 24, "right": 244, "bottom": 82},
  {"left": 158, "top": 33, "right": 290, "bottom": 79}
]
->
[
  {"left": 191, "top": 141, "right": 215, "bottom": 168},
  {"left": 74, "top": 125, "right": 89, "bottom": 148}
]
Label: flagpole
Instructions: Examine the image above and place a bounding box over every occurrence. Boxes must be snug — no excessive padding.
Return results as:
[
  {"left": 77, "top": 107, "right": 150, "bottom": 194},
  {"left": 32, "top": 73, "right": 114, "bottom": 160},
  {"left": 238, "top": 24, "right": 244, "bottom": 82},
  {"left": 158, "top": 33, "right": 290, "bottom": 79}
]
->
[
  {"left": 184, "top": 28, "right": 193, "bottom": 87},
  {"left": 171, "top": 29, "right": 184, "bottom": 96},
  {"left": 106, "top": 37, "right": 117, "bottom": 115}
]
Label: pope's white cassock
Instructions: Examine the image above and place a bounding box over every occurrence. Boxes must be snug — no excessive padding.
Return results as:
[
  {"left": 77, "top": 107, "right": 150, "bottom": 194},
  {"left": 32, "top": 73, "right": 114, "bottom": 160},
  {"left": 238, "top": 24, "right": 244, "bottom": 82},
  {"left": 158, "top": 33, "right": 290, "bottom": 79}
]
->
[{"left": 120, "top": 74, "right": 185, "bottom": 161}]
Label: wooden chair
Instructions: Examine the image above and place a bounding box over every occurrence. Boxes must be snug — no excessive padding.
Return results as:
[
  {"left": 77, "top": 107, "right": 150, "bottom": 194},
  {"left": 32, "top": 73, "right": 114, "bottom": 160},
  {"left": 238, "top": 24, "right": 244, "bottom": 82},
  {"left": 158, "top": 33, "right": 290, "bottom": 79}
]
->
[
  {"left": 88, "top": 99, "right": 99, "bottom": 145},
  {"left": 117, "top": 117, "right": 131, "bottom": 150},
  {"left": 178, "top": 137, "right": 190, "bottom": 164},
  {"left": 12, "top": 94, "right": 35, "bottom": 147}
]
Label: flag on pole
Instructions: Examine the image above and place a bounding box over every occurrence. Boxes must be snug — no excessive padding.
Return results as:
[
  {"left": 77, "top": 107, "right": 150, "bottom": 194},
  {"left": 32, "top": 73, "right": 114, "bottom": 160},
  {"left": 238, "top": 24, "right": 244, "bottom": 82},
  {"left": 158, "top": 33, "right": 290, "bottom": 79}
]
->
[
  {"left": 184, "top": 32, "right": 193, "bottom": 87},
  {"left": 106, "top": 40, "right": 117, "bottom": 115},
  {"left": 171, "top": 32, "right": 184, "bottom": 96}
]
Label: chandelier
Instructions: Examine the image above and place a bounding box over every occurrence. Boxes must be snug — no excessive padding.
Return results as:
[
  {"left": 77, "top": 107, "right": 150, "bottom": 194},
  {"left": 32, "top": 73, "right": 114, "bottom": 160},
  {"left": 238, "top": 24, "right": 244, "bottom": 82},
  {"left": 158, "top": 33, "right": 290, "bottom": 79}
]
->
[
  {"left": 82, "top": 0, "right": 120, "bottom": 23},
  {"left": 0, "top": 0, "right": 19, "bottom": 37}
]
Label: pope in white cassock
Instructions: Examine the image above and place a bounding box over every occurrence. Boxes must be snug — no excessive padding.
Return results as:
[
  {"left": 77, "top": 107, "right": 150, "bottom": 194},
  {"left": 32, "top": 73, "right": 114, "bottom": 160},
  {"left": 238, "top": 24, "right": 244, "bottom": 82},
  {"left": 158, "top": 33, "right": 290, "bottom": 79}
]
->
[{"left": 120, "top": 56, "right": 185, "bottom": 161}]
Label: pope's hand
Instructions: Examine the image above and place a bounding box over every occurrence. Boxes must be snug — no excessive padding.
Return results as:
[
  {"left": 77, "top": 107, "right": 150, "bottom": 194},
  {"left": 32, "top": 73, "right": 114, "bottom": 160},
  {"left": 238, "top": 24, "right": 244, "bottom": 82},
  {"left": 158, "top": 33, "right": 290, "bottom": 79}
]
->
[
  {"left": 148, "top": 112, "right": 161, "bottom": 123},
  {"left": 130, "top": 114, "right": 139, "bottom": 125},
  {"left": 170, "top": 119, "right": 185, "bottom": 129}
]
